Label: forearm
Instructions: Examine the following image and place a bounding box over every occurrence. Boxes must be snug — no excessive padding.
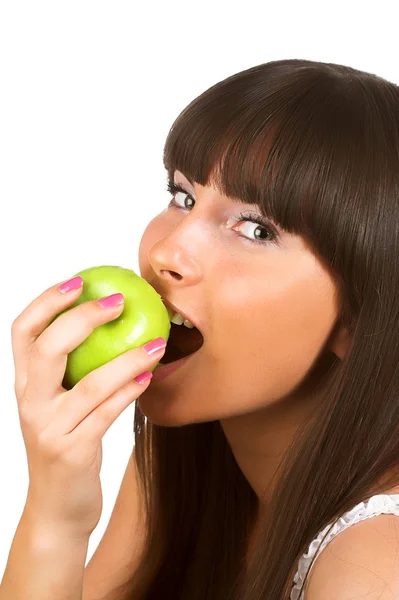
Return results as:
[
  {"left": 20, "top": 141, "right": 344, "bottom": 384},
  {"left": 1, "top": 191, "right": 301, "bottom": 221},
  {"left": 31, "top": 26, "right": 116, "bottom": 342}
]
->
[{"left": 0, "top": 503, "right": 90, "bottom": 600}]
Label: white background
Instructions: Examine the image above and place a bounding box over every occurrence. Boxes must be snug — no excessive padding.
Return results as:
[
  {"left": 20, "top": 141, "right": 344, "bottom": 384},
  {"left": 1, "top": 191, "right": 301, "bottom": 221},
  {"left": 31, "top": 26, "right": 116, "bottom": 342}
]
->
[{"left": 0, "top": 0, "right": 398, "bottom": 581}]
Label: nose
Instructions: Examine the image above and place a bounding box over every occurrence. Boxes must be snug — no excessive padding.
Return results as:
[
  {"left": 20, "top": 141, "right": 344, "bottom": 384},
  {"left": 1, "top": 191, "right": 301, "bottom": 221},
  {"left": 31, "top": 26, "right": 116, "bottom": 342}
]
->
[{"left": 149, "top": 242, "right": 202, "bottom": 286}]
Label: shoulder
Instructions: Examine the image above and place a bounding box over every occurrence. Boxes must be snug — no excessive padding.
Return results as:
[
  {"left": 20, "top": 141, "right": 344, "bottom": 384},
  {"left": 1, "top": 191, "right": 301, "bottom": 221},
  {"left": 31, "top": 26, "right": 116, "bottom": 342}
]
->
[{"left": 305, "top": 511, "right": 399, "bottom": 599}]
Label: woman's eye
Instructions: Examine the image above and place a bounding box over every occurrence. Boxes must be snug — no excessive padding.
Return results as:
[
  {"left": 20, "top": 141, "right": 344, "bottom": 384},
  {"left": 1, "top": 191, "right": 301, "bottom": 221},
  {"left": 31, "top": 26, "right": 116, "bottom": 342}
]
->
[
  {"left": 233, "top": 218, "right": 278, "bottom": 246},
  {"left": 170, "top": 189, "right": 195, "bottom": 210},
  {"left": 166, "top": 180, "right": 279, "bottom": 247}
]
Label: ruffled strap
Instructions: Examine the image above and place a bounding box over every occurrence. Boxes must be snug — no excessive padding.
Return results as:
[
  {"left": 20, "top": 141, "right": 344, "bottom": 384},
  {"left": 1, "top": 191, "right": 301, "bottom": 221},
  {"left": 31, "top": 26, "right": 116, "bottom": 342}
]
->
[{"left": 290, "top": 494, "right": 399, "bottom": 600}]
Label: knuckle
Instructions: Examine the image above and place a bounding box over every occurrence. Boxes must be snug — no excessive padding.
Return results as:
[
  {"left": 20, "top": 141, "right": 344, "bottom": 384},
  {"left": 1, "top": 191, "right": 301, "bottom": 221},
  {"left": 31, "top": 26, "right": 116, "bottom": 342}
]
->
[
  {"left": 13, "top": 371, "right": 28, "bottom": 403},
  {"left": 18, "top": 391, "right": 42, "bottom": 428},
  {"left": 77, "top": 373, "right": 100, "bottom": 401},
  {"left": 18, "top": 399, "right": 34, "bottom": 426},
  {"left": 119, "top": 348, "right": 146, "bottom": 373},
  {"left": 92, "top": 407, "right": 109, "bottom": 430},
  {"left": 75, "top": 302, "right": 94, "bottom": 328},
  {"left": 75, "top": 302, "right": 87, "bottom": 318},
  {"left": 37, "top": 429, "right": 60, "bottom": 458},
  {"left": 11, "top": 316, "right": 27, "bottom": 338},
  {"left": 31, "top": 336, "right": 52, "bottom": 360},
  {"left": 80, "top": 301, "right": 95, "bottom": 318}
]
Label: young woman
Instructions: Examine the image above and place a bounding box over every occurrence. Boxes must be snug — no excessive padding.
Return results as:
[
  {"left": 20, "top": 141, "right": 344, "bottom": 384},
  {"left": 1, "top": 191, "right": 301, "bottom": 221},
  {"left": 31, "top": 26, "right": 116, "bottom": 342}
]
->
[
  {"left": 4, "top": 58, "right": 399, "bottom": 600},
  {"left": 124, "top": 58, "right": 399, "bottom": 599}
]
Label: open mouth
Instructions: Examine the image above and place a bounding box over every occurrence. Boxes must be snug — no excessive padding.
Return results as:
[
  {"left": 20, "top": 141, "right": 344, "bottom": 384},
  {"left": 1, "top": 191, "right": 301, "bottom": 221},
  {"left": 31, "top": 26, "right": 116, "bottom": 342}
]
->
[{"left": 159, "top": 322, "right": 204, "bottom": 364}]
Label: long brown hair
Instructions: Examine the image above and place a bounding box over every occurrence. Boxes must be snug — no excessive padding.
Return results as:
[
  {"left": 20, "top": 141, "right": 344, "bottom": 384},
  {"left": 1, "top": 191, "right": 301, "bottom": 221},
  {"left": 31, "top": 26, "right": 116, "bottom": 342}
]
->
[{"left": 113, "top": 59, "right": 399, "bottom": 599}]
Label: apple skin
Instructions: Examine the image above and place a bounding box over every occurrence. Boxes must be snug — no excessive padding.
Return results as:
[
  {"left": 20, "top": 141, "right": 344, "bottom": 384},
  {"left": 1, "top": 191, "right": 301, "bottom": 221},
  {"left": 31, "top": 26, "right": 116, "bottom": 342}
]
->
[{"left": 51, "top": 266, "right": 171, "bottom": 390}]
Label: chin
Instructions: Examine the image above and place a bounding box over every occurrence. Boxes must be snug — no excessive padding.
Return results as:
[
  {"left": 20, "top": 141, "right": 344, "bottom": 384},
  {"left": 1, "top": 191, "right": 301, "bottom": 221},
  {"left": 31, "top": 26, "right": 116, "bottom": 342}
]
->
[
  {"left": 137, "top": 387, "right": 216, "bottom": 428},
  {"left": 137, "top": 394, "right": 195, "bottom": 428}
]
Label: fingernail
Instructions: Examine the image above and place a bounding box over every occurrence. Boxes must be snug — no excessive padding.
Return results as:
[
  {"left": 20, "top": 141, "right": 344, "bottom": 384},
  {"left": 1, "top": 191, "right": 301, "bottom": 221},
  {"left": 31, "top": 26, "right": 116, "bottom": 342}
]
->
[
  {"left": 59, "top": 276, "right": 84, "bottom": 294},
  {"left": 97, "top": 293, "right": 124, "bottom": 308},
  {"left": 142, "top": 337, "right": 167, "bottom": 355},
  {"left": 134, "top": 371, "right": 153, "bottom": 384}
]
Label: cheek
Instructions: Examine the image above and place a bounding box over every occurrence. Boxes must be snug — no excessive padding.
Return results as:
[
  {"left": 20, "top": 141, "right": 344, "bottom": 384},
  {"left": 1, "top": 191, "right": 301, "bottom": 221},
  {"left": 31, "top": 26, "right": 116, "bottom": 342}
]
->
[{"left": 210, "top": 280, "right": 337, "bottom": 403}]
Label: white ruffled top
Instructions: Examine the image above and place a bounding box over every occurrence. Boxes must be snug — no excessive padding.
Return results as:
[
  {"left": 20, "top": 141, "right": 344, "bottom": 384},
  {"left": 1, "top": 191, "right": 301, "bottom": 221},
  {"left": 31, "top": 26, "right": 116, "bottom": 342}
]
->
[{"left": 290, "top": 493, "right": 399, "bottom": 600}]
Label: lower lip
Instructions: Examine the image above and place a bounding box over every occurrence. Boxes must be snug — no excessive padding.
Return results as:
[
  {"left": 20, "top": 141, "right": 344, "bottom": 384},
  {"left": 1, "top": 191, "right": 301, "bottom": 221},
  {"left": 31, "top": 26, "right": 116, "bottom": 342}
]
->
[{"left": 152, "top": 350, "right": 199, "bottom": 382}]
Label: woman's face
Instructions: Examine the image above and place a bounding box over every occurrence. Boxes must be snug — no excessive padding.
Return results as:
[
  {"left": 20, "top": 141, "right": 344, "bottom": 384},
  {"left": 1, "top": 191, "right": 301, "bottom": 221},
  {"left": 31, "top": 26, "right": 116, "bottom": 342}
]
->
[{"left": 137, "top": 169, "right": 342, "bottom": 427}]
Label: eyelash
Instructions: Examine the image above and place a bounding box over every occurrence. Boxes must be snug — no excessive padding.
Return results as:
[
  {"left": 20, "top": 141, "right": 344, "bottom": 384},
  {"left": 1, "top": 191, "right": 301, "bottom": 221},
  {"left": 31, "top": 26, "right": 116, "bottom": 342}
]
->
[{"left": 165, "top": 180, "right": 279, "bottom": 247}]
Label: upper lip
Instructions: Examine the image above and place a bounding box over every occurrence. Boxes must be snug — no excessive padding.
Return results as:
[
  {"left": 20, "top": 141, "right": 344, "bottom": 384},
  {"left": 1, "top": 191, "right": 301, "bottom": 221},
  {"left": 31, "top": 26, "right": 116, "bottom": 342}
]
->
[{"left": 161, "top": 298, "right": 203, "bottom": 335}]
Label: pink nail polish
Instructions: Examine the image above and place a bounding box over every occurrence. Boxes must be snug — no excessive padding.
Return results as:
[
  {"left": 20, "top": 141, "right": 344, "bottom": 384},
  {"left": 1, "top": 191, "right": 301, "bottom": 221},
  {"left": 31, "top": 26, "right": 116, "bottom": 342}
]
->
[
  {"left": 134, "top": 371, "right": 153, "bottom": 384},
  {"left": 142, "top": 338, "right": 166, "bottom": 355},
  {"left": 59, "top": 276, "right": 83, "bottom": 293},
  {"left": 97, "top": 293, "right": 124, "bottom": 308}
]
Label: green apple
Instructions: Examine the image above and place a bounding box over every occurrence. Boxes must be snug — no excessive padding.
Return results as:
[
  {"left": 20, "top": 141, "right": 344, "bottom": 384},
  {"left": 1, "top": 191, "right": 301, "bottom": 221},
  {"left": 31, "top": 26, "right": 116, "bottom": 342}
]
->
[{"left": 51, "top": 265, "right": 171, "bottom": 390}]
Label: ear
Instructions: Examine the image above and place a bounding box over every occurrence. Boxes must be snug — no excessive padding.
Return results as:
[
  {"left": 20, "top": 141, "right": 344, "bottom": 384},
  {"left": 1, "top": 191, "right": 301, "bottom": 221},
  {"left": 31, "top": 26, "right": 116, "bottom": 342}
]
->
[{"left": 327, "top": 320, "right": 351, "bottom": 360}]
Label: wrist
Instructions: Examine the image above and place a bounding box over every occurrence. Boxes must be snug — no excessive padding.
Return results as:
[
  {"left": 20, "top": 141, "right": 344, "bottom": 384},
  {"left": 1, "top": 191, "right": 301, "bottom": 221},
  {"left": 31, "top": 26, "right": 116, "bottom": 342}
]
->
[{"left": 23, "top": 498, "right": 93, "bottom": 547}]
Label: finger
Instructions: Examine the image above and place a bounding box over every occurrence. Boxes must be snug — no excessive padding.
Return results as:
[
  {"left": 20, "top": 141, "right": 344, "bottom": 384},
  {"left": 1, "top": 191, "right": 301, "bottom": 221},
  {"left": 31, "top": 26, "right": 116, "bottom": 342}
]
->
[
  {"left": 51, "top": 342, "right": 165, "bottom": 435},
  {"left": 11, "top": 277, "right": 84, "bottom": 400},
  {"left": 25, "top": 294, "right": 125, "bottom": 404},
  {"left": 75, "top": 375, "right": 152, "bottom": 441}
]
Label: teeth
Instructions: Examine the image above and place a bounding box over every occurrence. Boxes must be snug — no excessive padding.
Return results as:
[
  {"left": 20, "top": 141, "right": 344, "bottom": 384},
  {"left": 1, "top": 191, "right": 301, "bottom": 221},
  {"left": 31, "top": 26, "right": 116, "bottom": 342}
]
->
[{"left": 171, "top": 311, "right": 195, "bottom": 329}]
